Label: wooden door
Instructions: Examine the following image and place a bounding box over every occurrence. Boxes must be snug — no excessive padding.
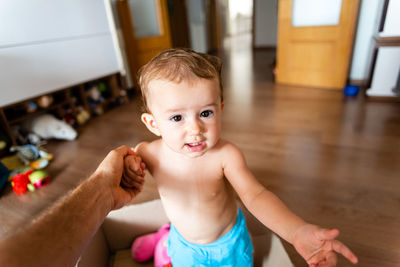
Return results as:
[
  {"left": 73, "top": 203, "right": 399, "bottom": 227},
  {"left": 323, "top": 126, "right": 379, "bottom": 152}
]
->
[
  {"left": 276, "top": 0, "right": 359, "bottom": 89},
  {"left": 167, "top": 0, "right": 191, "bottom": 48},
  {"left": 117, "top": 0, "right": 172, "bottom": 82}
]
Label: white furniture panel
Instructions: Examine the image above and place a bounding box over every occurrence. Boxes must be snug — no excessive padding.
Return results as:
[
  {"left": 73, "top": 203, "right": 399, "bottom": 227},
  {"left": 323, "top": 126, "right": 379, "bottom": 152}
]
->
[
  {"left": 380, "top": 0, "right": 400, "bottom": 37},
  {"left": 367, "top": 47, "right": 400, "bottom": 97},
  {"left": 0, "top": 35, "right": 119, "bottom": 106},
  {"left": 0, "top": 0, "right": 110, "bottom": 47}
]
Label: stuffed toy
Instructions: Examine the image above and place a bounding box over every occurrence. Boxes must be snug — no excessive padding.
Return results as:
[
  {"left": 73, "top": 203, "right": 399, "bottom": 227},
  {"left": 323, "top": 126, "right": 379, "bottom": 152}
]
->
[
  {"left": 36, "top": 95, "right": 54, "bottom": 108},
  {"left": 26, "top": 114, "right": 77, "bottom": 140},
  {"left": 11, "top": 169, "right": 50, "bottom": 194},
  {"left": 10, "top": 144, "right": 39, "bottom": 165},
  {"left": 9, "top": 144, "right": 53, "bottom": 169},
  {"left": 131, "top": 224, "right": 171, "bottom": 267}
]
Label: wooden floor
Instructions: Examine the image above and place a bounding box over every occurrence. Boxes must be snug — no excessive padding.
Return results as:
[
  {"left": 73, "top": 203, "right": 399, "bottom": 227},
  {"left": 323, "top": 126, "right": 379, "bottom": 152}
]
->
[{"left": 1, "top": 34, "right": 400, "bottom": 266}]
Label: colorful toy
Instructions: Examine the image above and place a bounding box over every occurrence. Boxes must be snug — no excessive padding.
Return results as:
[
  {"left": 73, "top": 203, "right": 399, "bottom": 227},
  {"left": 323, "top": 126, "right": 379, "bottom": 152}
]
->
[
  {"left": 28, "top": 170, "right": 50, "bottom": 189},
  {"left": 11, "top": 171, "right": 31, "bottom": 194},
  {"left": 343, "top": 85, "right": 359, "bottom": 96},
  {"left": 131, "top": 224, "right": 171, "bottom": 267},
  {"left": 10, "top": 144, "right": 39, "bottom": 165},
  {"left": 76, "top": 107, "right": 90, "bottom": 125},
  {"left": 26, "top": 102, "right": 37, "bottom": 113},
  {"left": 36, "top": 95, "right": 54, "bottom": 108},
  {"left": 9, "top": 145, "right": 53, "bottom": 169},
  {"left": 11, "top": 169, "right": 50, "bottom": 194}
]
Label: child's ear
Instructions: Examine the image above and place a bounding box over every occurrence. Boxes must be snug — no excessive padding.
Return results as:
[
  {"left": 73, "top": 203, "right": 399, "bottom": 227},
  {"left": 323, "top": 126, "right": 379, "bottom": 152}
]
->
[{"left": 141, "top": 113, "right": 161, "bottom": 136}]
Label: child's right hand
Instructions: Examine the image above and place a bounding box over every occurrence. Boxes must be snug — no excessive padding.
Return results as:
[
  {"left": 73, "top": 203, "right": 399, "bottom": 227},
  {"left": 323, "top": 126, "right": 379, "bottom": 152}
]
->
[{"left": 121, "top": 153, "right": 146, "bottom": 193}]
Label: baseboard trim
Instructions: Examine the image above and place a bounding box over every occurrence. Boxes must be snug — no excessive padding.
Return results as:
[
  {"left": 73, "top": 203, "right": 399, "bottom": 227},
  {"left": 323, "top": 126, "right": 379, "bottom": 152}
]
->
[
  {"left": 253, "top": 46, "right": 276, "bottom": 51},
  {"left": 349, "top": 79, "right": 368, "bottom": 87}
]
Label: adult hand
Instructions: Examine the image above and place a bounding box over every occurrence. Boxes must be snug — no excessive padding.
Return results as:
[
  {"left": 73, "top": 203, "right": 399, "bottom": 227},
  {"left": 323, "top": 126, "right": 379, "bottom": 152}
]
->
[
  {"left": 92, "top": 145, "right": 145, "bottom": 210},
  {"left": 292, "top": 224, "right": 358, "bottom": 267}
]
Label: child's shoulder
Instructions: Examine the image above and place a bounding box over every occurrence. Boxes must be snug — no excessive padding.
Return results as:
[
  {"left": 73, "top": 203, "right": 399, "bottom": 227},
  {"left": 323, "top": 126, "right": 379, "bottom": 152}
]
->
[
  {"left": 215, "top": 139, "right": 244, "bottom": 157},
  {"left": 135, "top": 139, "right": 162, "bottom": 157}
]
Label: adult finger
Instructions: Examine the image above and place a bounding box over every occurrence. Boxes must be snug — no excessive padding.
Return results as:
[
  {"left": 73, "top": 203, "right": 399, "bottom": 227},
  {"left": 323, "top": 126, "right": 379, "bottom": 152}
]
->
[
  {"left": 332, "top": 240, "right": 358, "bottom": 264},
  {"left": 114, "top": 145, "right": 135, "bottom": 157}
]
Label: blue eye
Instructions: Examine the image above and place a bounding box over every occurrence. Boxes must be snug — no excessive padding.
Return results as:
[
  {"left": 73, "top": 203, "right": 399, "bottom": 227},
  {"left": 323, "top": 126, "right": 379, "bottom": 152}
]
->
[
  {"left": 170, "top": 115, "right": 182, "bottom": 122},
  {"left": 200, "top": 110, "right": 213, "bottom": 117}
]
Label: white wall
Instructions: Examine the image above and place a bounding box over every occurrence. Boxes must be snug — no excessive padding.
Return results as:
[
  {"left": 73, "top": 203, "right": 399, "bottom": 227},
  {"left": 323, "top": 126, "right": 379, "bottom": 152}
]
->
[
  {"left": 349, "top": 0, "right": 384, "bottom": 81},
  {"left": 0, "top": 0, "right": 120, "bottom": 107},
  {"left": 254, "top": 0, "right": 278, "bottom": 47}
]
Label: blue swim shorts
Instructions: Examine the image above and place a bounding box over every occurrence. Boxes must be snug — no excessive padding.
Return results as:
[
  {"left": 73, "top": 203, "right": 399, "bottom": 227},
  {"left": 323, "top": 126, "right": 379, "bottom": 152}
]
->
[{"left": 167, "top": 209, "right": 254, "bottom": 267}]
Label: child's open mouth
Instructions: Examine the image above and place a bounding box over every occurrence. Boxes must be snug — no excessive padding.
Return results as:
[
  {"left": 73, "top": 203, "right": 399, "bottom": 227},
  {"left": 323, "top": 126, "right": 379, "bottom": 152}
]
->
[{"left": 184, "top": 142, "right": 206, "bottom": 152}]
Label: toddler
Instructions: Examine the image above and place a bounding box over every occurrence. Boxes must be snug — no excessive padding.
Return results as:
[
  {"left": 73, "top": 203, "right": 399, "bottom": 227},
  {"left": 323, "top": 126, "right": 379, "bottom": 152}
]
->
[{"left": 125, "top": 48, "right": 358, "bottom": 266}]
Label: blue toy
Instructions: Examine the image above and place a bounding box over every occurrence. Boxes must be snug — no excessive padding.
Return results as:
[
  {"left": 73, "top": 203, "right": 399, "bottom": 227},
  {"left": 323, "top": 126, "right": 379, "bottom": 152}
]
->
[{"left": 343, "top": 85, "right": 359, "bottom": 96}]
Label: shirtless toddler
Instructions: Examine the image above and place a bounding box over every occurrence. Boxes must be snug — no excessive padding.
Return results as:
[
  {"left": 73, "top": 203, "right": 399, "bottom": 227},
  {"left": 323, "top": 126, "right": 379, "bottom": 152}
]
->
[{"left": 125, "top": 48, "right": 358, "bottom": 266}]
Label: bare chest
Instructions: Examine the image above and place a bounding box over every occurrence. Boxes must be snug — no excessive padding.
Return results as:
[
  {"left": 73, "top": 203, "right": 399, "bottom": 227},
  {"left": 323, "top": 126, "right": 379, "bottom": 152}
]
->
[{"left": 150, "top": 155, "right": 228, "bottom": 201}]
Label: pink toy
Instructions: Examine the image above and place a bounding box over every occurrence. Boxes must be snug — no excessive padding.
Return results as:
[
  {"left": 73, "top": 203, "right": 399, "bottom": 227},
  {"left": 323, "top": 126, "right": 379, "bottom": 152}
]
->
[{"left": 131, "top": 224, "right": 171, "bottom": 267}]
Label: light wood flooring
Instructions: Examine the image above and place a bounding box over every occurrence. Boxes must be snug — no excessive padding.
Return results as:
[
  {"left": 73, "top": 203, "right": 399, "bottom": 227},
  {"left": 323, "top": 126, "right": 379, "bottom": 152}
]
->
[{"left": 1, "top": 35, "right": 400, "bottom": 266}]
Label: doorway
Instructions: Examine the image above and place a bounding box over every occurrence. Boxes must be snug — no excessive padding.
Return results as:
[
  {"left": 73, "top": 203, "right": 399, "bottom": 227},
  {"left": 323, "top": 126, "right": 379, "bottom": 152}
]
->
[{"left": 227, "top": 0, "right": 253, "bottom": 37}]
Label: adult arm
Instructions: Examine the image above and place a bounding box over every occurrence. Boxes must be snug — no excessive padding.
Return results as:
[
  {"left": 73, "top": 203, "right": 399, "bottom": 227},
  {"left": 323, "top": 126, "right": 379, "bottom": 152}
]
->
[
  {"left": 222, "top": 143, "right": 358, "bottom": 266},
  {"left": 0, "top": 145, "right": 144, "bottom": 267}
]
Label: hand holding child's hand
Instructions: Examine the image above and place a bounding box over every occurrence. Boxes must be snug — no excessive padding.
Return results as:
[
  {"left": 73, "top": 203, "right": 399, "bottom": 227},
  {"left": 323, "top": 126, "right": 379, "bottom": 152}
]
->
[
  {"left": 292, "top": 224, "right": 358, "bottom": 267},
  {"left": 121, "top": 153, "right": 146, "bottom": 195}
]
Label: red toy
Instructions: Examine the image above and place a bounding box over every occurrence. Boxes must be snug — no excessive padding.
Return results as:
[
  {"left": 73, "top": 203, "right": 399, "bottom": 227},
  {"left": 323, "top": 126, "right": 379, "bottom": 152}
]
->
[
  {"left": 131, "top": 224, "right": 171, "bottom": 267},
  {"left": 11, "top": 169, "right": 50, "bottom": 195},
  {"left": 11, "top": 170, "right": 32, "bottom": 194}
]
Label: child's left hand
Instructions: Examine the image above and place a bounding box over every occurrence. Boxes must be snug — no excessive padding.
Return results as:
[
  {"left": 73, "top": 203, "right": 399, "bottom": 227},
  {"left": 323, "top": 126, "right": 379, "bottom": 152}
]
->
[{"left": 292, "top": 224, "right": 358, "bottom": 267}]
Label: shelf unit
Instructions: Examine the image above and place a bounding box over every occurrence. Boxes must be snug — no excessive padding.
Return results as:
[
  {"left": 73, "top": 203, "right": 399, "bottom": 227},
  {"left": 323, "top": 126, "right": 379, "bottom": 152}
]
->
[{"left": 0, "top": 73, "right": 126, "bottom": 147}]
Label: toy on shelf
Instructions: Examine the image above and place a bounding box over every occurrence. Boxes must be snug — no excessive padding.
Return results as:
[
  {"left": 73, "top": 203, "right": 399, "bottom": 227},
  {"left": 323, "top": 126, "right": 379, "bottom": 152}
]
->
[
  {"left": 76, "top": 107, "right": 90, "bottom": 125},
  {"left": 11, "top": 169, "right": 49, "bottom": 195},
  {"left": 26, "top": 114, "right": 77, "bottom": 141},
  {"left": 36, "top": 95, "right": 54, "bottom": 108},
  {"left": 0, "top": 130, "right": 10, "bottom": 158},
  {"left": 131, "top": 224, "right": 171, "bottom": 267},
  {"left": 26, "top": 102, "right": 37, "bottom": 113},
  {"left": 87, "top": 84, "right": 105, "bottom": 116}
]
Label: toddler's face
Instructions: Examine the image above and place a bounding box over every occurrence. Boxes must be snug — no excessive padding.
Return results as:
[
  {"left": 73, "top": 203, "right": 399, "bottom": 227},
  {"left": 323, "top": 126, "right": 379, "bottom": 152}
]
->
[{"left": 145, "top": 78, "right": 222, "bottom": 158}]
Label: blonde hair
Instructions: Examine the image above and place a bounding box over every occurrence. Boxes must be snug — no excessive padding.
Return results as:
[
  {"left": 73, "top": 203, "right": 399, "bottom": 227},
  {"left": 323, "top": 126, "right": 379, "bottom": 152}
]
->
[{"left": 137, "top": 48, "right": 223, "bottom": 112}]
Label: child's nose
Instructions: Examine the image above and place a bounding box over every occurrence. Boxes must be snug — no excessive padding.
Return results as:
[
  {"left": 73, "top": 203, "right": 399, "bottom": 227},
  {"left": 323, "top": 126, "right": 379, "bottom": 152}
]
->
[{"left": 187, "top": 119, "right": 202, "bottom": 135}]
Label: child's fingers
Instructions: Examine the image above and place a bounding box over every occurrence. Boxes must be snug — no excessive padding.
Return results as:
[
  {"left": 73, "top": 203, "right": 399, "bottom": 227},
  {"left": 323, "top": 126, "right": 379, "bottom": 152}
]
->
[
  {"left": 307, "top": 251, "right": 326, "bottom": 266},
  {"left": 324, "top": 251, "right": 338, "bottom": 266},
  {"left": 316, "top": 228, "right": 339, "bottom": 241},
  {"left": 125, "top": 165, "right": 146, "bottom": 179},
  {"left": 125, "top": 156, "right": 146, "bottom": 177},
  {"left": 332, "top": 240, "right": 358, "bottom": 264},
  {"left": 122, "top": 172, "right": 145, "bottom": 185},
  {"left": 121, "top": 175, "right": 144, "bottom": 189}
]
